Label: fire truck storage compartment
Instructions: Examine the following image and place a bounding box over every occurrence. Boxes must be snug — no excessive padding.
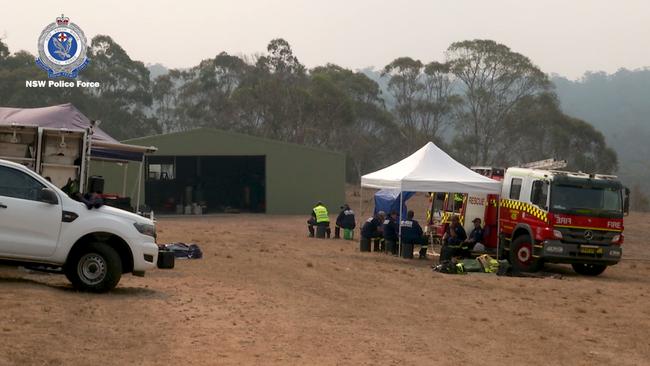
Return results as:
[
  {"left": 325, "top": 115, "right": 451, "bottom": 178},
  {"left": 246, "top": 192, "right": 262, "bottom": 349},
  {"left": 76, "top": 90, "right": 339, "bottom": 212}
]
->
[
  {"left": 39, "top": 128, "right": 86, "bottom": 189},
  {"left": 0, "top": 125, "right": 39, "bottom": 171}
]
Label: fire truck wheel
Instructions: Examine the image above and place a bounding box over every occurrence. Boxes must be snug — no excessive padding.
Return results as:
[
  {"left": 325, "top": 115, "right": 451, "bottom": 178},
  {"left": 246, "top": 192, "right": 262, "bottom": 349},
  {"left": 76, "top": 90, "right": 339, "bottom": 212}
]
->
[
  {"left": 571, "top": 263, "right": 607, "bottom": 276},
  {"left": 509, "top": 235, "right": 542, "bottom": 272}
]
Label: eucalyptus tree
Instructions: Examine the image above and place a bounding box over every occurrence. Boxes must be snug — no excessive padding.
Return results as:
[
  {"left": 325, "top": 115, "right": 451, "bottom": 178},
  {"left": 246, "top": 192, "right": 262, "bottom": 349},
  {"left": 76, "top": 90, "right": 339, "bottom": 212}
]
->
[{"left": 447, "top": 39, "right": 550, "bottom": 164}]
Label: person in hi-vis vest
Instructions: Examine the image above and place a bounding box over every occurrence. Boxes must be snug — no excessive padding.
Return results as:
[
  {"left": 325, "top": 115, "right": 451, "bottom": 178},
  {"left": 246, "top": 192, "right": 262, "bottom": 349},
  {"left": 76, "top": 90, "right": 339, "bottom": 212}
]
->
[{"left": 308, "top": 201, "right": 331, "bottom": 238}]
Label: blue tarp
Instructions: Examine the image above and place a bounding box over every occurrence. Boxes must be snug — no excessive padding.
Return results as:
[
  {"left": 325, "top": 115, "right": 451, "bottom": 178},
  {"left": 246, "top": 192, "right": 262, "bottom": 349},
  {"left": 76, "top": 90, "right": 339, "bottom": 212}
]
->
[{"left": 373, "top": 189, "right": 415, "bottom": 219}]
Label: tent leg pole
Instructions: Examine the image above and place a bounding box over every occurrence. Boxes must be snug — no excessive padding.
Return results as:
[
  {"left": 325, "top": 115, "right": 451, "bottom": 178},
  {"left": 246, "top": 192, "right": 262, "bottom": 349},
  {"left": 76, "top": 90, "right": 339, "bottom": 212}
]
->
[
  {"left": 399, "top": 190, "right": 403, "bottom": 258},
  {"left": 136, "top": 156, "right": 144, "bottom": 214}
]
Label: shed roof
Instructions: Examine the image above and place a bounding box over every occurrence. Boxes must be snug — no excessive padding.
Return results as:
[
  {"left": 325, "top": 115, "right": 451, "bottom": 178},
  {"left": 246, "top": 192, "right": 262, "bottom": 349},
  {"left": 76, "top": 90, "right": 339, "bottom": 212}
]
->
[{"left": 125, "top": 128, "right": 344, "bottom": 157}]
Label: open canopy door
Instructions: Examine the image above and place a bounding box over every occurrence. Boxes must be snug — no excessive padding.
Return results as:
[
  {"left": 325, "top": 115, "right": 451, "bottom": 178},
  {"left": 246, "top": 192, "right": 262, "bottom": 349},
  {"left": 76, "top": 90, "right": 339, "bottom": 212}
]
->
[{"left": 0, "top": 103, "right": 157, "bottom": 162}]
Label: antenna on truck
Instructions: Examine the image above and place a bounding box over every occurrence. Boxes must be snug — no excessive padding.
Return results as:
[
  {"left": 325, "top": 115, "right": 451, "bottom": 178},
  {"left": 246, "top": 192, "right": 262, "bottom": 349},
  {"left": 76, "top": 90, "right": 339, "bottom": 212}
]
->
[{"left": 518, "top": 158, "right": 568, "bottom": 170}]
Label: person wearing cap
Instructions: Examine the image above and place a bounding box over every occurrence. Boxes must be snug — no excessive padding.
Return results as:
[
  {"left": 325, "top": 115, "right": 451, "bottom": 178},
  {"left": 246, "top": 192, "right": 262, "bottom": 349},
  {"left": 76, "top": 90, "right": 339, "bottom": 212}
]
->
[
  {"left": 334, "top": 204, "right": 356, "bottom": 239},
  {"left": 361, "top": 211, "right": 385, "bottom": 244},
  {"left": 308, "top": 201, "right": 331, "bottom": 238},
  {"left": 464, "top": 217, "right": 486, "bottom": 252},
  {"left": 400, "top": 210, "right": 428, "bottom": 259},
  {"left": 442, "top": 215, "right": 467, "bottom": 246},
  {"left": 382, "top": 211, "right": 399, "bottom": 255}
]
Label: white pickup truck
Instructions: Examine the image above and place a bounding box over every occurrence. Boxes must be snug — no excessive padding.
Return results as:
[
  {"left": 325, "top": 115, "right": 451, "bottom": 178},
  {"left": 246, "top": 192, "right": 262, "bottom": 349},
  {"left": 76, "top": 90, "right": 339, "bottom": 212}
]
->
[{"left": 0, "top": 159, "right": 159, "bottom": 292}]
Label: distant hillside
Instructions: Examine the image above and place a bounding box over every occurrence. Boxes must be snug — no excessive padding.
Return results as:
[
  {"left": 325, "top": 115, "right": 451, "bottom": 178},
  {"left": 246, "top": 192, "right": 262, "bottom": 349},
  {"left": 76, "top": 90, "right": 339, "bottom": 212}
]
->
[
  {"left": 147, "top": 63, "right": 170, "bottom": 80},
  {"left": 359, "top": 67, "right": 393, "bottom": 106},
  {"left": 552, "top": 68, "right": 650, "bottom": 192}
]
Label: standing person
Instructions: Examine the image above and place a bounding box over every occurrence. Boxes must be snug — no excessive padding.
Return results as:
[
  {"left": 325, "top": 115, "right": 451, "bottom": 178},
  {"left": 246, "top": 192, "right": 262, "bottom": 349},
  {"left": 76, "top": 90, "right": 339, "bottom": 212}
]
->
[
  {"left": 334, "top": 204, "right": 356, "bottom": 239},
  {"left": 383, "top": 211, "right": 399, "bottom": 255},
  {"left": 307, "top": 201, "right": 331, "bottom": 238},
  {"left": 400, "top": 210, "right": 428, "bottom": 259}
]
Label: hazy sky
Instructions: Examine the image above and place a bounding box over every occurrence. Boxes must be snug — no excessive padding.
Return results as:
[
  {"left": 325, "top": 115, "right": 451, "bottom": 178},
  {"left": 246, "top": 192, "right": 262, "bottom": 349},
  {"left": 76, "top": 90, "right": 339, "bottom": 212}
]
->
[{"left": 3, "top": 0, "right": 649, "bottom": 79}]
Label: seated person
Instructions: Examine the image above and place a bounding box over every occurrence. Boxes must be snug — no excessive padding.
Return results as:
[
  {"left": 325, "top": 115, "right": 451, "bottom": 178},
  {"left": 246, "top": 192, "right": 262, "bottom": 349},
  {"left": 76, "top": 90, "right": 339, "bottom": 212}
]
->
[
  {"left": 443, "top": 215, "right": 467, "bottom": 246},
  {"left": 382, "top": 211, "right": 399, "bottom": 255},
  {"left": 361, "top": 211, "right": 386, "bottom": 241},
  {"left": 308, "top": 201, "right": 331, "bottom": 238},
  {"left": 440, "top": 215, "right": 468, "bottom": 261},
  {"left": 334, "top": 204, "right": 356, "bottom": 239},
  {"left": 464, "top": 218, "right": 485, "bottom": 251},
  {"left": 400, "top": 210, "right": 428, "bottom": 259}
]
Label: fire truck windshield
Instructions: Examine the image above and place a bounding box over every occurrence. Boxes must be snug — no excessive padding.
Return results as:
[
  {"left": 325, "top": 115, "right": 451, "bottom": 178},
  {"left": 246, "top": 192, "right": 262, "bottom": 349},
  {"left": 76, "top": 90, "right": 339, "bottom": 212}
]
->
[{"left": 550, "top": 182, "right": 623, "bottom": 217}]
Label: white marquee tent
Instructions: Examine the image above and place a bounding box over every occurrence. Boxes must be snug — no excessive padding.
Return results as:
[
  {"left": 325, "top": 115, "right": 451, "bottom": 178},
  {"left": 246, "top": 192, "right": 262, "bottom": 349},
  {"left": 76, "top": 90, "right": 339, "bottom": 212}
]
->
[
  {"left": 361, "top": 142, "right": 501, "bottom": 194},
  {"left": 360, "top": 142, "right": 502, "bottom": 255}
]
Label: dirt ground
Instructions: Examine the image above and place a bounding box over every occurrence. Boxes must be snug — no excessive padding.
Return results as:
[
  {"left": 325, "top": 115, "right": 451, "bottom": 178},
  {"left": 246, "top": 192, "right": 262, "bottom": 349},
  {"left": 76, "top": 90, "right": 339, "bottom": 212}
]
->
[{"left": 1, "top": 206, "right": 649, "bottom": 365}]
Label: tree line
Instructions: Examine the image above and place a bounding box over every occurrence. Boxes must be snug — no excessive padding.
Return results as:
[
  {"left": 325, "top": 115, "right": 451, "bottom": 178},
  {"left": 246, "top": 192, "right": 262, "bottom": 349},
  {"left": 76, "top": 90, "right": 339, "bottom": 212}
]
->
[
  {"left": 553, "top": 69, "right": 650, "bottom": 211},
  {"left": 0, "top": 36, "right": 618, "bottom": 182}
]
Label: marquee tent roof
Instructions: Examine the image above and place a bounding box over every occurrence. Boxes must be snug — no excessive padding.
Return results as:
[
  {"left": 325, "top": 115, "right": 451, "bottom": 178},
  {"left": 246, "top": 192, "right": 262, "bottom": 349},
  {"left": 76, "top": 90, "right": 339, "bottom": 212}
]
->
[
  {"left": 0, "top": 103, "right": 156, "bottom": 161},
  {"left": 361, "top": 142, "right": 501, "bottom": 194}
]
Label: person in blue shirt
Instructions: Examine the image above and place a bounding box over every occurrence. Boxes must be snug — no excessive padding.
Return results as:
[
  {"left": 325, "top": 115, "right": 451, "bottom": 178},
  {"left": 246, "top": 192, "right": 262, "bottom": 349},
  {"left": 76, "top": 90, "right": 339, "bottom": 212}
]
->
[
  {"left": 382, "top": 211, "right": 399, "bottom": 255},
  {"left": 334, "top": 204, "right": 356, "bottom": 239},
  {"left": 440, "top": 215, "right": 469, "bottom": 261},
  {"left": 361, "top": 211, "right": 386, "bottom": 251},
  {"left": 400, "top": 210, "right": 428, "bottom": 259},
  {"left": 443, "top": 215, "right": 467, "bottom": 245},
  {"left": 464, "top": 218, "right": 485, "bottom": 251},
  {"left": 361, "top": 211, "right": 385, "bottom": 237}
]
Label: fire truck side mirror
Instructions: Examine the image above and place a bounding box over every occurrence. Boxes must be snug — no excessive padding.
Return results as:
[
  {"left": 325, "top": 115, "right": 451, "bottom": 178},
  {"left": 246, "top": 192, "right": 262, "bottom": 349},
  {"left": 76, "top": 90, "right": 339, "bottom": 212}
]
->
[{"left": 623, "top": 187, "right": 630, "bottom": 216}]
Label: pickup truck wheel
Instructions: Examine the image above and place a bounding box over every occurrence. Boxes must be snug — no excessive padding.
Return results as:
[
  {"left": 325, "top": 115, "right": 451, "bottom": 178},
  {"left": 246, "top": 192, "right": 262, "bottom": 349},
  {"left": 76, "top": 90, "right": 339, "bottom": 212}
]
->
[
  {"left": 509, "top": 235, "right": 543, "bottom": 272},
  {"left": 572, "top": 263, "right": 607, "bottom": 276},
  {"left": 65, "top": 243, "right": 122, "bottom": 292}
]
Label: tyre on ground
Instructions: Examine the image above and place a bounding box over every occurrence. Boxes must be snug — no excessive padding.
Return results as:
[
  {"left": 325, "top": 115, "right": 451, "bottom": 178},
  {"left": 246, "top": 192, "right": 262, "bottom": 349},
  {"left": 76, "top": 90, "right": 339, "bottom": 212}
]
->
[
  {"left": 64, "top": 242, "right": 123, "bottom": 292},
  {"left": 509, "top": 235, "right": 543, "bottom": 272}
]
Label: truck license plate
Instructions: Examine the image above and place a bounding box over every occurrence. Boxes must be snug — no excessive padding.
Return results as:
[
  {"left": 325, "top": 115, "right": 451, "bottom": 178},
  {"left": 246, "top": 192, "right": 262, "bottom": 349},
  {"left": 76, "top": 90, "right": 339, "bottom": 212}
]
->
[{"left": 579, "top": 245, "right": 603, "bottom": 255}]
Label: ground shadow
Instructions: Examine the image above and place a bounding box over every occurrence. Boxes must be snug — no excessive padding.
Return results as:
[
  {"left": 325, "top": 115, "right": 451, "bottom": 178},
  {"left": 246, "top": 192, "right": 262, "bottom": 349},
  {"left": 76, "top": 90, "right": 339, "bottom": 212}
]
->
[
  {"left": 109, "top": 286, "right": 162, "bottom": 296},
  {"left": 0, "top": 275, "right": 163, "bottom": 297},
  {"left": 0, "top": 275, "right": 74, "bottom": 291}
]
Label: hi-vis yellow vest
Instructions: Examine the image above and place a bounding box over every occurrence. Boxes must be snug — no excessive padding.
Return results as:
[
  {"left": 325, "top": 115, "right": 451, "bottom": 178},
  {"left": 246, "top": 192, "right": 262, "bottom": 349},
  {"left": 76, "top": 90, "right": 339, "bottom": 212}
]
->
[{"left": 313, "top": 205, "right": 329, "bottom": 223}]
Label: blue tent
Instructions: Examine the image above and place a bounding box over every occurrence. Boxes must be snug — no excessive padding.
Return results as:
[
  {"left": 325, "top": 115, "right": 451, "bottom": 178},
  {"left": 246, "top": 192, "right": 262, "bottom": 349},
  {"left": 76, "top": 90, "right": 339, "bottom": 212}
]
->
[{"left": 373, "top": 189, "right": 415, "bottom": 219}]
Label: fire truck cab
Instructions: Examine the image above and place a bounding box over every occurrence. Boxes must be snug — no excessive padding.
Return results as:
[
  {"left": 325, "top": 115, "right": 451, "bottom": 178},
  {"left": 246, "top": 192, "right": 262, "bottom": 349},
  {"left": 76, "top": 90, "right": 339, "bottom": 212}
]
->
[{"left": 499, "top": 167, "right": 626, "bottom": 276}]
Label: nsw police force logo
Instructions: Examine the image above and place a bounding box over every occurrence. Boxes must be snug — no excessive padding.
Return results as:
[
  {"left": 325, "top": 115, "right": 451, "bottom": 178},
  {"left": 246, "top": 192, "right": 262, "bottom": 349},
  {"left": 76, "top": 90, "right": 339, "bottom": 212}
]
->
[{"left": 36, "top": 14, "right": 89, "bottom": 78}]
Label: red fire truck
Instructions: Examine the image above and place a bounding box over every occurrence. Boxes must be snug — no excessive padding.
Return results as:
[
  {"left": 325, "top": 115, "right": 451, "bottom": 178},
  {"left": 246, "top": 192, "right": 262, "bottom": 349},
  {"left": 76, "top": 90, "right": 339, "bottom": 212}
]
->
[{"left": 428, "top": 163, "right": 629, "bottom": 276}]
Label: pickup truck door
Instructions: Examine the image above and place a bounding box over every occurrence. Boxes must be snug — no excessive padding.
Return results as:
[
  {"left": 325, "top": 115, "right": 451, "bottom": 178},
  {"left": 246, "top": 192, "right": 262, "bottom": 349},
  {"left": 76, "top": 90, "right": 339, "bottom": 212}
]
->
[{"left": 0, "top": 165, "right": 62, "bottom": 258}]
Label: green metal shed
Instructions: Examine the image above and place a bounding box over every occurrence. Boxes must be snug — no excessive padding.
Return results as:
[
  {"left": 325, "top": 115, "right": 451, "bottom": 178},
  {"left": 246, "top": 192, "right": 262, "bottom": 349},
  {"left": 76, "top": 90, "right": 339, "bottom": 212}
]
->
[{"left": 90, "top": 128, "right": 345, "bottom": 215}]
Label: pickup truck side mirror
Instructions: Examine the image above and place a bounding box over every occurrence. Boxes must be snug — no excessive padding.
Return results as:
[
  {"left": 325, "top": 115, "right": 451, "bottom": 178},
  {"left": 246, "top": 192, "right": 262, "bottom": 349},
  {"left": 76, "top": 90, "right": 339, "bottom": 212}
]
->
[
  {"left": 623, "top": 187, "right": 630, "bottom": 216},
  {"left": 39, "top": 188, "right": 59, "bottom": 205}
]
